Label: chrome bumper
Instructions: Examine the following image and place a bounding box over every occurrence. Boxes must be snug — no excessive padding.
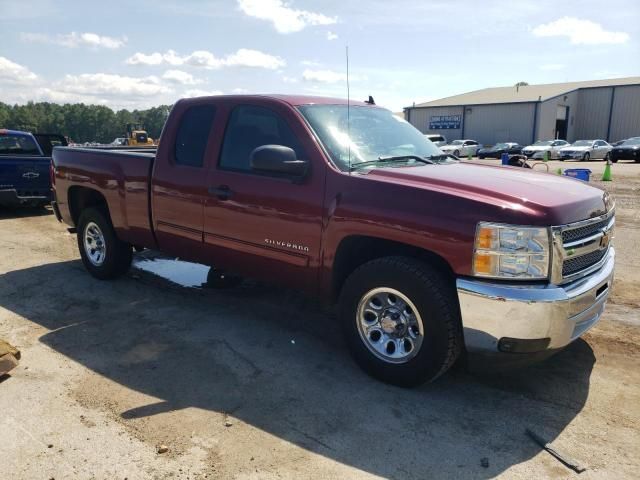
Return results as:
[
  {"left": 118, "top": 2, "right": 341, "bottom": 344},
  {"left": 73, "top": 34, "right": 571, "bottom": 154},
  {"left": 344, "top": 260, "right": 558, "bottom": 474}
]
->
[{"left": 456, "top": 248, "right": 615, "bottom": 354}]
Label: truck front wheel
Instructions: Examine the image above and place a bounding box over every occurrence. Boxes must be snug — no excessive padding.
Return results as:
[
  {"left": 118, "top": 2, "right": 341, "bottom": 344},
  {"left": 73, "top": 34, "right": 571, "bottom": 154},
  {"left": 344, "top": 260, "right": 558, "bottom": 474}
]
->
[
  {"left": 339, "top": 257, "right": 462, "bottom": 387},
  {"left": 77, "top": 207, "right": 132, "bottom": 280}
]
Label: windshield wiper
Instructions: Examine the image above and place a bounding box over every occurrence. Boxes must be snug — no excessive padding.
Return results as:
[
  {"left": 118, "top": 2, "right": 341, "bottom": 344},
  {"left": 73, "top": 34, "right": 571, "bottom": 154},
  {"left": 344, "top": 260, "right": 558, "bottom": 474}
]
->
[
  {"left": 427, "top": 153, "right": 459, "bottom": 162},
  {"left": 349, "top": 155, "right": 433, "bottom": 172}
]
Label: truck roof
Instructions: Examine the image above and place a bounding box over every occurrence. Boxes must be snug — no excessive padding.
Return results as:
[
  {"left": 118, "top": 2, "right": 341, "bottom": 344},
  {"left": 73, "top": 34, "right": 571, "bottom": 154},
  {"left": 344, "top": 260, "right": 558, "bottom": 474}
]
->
[
  {"left": 179, "top": 94, "right": 374, "bottom": 108},
  {"left": 0, "top": 129, "right": 34, "bottom": 136}
]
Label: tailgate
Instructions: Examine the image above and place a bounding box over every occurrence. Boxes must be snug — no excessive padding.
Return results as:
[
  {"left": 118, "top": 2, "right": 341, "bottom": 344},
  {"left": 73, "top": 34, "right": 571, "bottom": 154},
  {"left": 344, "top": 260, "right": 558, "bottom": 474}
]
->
[{"left": 0, "top": 155, "right": 51, "bottom": 196}]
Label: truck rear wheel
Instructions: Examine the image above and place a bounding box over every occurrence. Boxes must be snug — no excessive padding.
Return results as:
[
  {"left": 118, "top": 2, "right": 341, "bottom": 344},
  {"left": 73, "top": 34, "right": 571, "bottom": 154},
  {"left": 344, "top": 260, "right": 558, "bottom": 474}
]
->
[
  {"left": 339, "top": 256, "right": 462, "bottom": 387},
  {"left": 77, "top": 207, "right": 132, "bottom": 280}
]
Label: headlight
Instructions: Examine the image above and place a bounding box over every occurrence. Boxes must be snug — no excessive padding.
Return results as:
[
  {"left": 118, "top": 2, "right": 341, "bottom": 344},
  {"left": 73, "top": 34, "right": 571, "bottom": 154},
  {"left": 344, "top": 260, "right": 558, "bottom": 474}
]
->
[{"left": 473, "top": 223, "right": 550, "bottom": 279}]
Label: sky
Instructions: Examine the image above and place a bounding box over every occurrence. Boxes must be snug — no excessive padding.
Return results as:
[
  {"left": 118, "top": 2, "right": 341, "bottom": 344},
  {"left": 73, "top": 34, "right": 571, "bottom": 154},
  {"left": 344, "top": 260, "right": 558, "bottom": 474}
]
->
[{"left": 0, "top": 0, "right": 638, "bottom": 112}]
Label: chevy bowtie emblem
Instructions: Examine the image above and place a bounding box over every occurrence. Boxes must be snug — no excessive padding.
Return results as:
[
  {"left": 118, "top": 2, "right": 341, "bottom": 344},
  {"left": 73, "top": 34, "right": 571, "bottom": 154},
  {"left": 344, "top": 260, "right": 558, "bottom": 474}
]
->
[
  {"left": 22, "top": 172, "right": 40, "bottom": 179},
  {"left": 600, "top": 231, "right": 611, "bottom": 249}
]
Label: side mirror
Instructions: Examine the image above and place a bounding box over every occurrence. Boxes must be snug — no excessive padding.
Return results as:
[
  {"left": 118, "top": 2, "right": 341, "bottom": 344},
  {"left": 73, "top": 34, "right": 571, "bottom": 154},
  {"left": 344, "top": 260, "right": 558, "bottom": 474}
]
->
[{"left": 250, "top": 145, "right": 308, "bottom": 177}]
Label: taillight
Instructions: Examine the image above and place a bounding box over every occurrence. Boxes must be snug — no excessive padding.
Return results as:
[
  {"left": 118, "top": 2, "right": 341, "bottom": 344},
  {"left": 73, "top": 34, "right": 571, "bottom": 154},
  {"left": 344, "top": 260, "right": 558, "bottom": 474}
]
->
[{"left": 50, "top": 161, "right": 56, "bottom": 188}]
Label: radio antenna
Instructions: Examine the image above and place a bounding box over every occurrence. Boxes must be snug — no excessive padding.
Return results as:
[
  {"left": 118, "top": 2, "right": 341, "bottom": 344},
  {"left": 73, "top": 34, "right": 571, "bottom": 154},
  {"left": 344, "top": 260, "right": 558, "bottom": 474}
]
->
[{"left": 346, "top": 45, "right": 351, "bottom": 173}]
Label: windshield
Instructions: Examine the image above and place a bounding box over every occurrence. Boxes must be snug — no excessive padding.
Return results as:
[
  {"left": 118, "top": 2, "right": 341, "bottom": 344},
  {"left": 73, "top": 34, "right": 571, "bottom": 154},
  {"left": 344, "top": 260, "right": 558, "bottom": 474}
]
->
[
  {"left": 622, "top": 137, "right": 640, "bottom": 145},
  {"left": 449, "top": 140, "right": 464, "bottom": 145},
  {"left": 427, "top": 135, "right": 444, "bottom": 142},
  {"left": 494, "top": 143, "right": 508, "bottom": 149},
  {"left": 298, "top": 105, "right": 442, "bottom": 171},
  {"left": 533, "top": 140, "right": 553, "bottom": 146},
  {"left": 571, "top": 140, "right": 592, "bottom": 147}
]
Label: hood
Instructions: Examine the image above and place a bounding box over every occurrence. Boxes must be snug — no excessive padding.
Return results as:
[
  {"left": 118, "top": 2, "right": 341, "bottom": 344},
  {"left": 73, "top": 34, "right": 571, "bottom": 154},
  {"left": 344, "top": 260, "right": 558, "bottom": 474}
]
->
[
  {"left": 560, "top": 145, "right": 590, "bottom": 152},
  {"left": 523, "top": 145, "right": 550, "bottom": 151},
  {"left": 440, "top": 145, "right": 461, "bottom": 151},
  {"left": 362, "top": 162, "right": 609, "bottom": 225},
  {"left": 614, "top": 145, "right": 640, "bottom": 150}
]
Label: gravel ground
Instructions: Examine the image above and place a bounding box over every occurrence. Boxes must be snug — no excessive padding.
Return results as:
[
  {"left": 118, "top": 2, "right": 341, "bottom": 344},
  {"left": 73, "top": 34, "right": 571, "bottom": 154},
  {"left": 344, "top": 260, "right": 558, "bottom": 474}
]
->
[{"left": 0, "top": 160, "right": 639, "bottom": 479}]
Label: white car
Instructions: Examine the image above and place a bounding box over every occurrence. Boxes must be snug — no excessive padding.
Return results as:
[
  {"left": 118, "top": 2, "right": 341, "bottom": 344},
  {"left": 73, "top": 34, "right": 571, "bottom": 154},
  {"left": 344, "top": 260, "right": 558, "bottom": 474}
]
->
[
  {"left": 558, "top": 139, "right": 612, "bottom": 161},
  {"left": 521, "top": 139, "right": 569, "bottom": 159},
  {"left": 425, "top": 134, "right": 447, "bottom": 147},
  {"left": 440, "top": 139, "right": 480, "bottom": 157}
]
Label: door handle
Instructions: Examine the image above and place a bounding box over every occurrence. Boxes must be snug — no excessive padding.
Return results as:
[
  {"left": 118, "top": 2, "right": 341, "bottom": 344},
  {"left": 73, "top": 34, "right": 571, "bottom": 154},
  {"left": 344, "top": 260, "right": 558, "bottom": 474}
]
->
[{"left": 208, "top": 185, "right": 233, "bottom": 200}]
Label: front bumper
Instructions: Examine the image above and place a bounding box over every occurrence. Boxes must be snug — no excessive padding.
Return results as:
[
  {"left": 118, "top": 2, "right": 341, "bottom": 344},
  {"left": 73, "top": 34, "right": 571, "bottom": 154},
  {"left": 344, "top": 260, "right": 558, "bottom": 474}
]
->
[
  {"left": 456, "top": 248, "right": 614, "bottom": 356},
  {"left": 0, "top": 189, "right": 51, "bottom": 207},
  {"left": 611, "top": 149, "right": 640, "bottom": 161},
  {"left": 559, "top": 152, "right": 585, "bottom": 160}
]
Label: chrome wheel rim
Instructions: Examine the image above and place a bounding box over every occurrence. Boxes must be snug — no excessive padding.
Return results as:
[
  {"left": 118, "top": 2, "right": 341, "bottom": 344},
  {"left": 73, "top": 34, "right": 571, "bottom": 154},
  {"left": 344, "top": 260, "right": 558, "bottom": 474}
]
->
[
  {"left": 356, "top": 287, "right": 424, "bottom": 364},
  {"left": 83, "top": 222, "right": 106, "bottom": 266}
]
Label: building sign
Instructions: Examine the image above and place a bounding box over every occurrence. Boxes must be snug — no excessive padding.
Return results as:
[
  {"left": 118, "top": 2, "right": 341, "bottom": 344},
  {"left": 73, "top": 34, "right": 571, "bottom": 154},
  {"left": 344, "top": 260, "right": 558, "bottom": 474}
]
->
[{"left": 429, "top": 115, "right": 461, "bottom": 129}]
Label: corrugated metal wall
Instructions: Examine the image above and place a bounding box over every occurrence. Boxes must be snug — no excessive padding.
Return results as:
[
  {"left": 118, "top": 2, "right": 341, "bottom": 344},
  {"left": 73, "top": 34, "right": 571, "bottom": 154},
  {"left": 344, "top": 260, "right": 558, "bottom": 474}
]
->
[
  {"left": 609, "top": 85, "right": 640, "bottom": 142},
  {"left": 463, "top": 103, "right": 535, "bottom": 145},
  {"left": 407, "top": 83, "right": 639, "bottom": 146},
  {"left": 407, "top": 106, "right": 464, "bottom": 140},
  {"left": 536, "top": 90, "right": 580, "bottom": 142},
  {"left": 573, "top": 88, "right": 613, "bottom": 140}
]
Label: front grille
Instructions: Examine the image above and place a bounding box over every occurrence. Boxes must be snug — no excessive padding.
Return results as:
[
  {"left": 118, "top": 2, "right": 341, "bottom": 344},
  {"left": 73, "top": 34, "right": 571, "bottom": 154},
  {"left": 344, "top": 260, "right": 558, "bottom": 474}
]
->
[
  {"left": 562, "top": 218, "right": 610, "bottom": 243},
  {"left": 563, "top": 248, "right": 608, "bottom": 276}
]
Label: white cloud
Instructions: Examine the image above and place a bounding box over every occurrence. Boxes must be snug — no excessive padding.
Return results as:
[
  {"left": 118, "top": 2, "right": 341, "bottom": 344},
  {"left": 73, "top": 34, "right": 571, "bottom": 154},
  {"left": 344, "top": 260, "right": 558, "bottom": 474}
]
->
[
  {"left": 54, "top": 73, "right": 171, "bottom": 97},
  {"left": 237, "top": 0, "right": 337, "bottom": 34},
  {"left": 300, "top": 60, "right": 322, "bottom": 67},
  {"left": 21, "top": 31, "right": 127, "bottom": 49},
  {"left": 162, "top": 69, "right": 200, "bottom": 85},
  {"left": 302, "top": 68, "right": 347, "bottom": 83},
  {"left": 540, "top": 63, "right": 565, "bottom": 71},
  {"left": 532, "top": 17, "right": 630, "bottom": 45},
  {"left": 327, "top": 31, "right": 338, "bottom": 40},
  {"left": 126, "top": 48, "right": 285, "bottom": 70},
  {"left": 0, "top": 56, "right": 38, "bottom": 83},
  {"left": 282, "top": 75, "right": 298, "bottom": 83},
  {"left": 183, "top": 89, "right": 224, "bottom": 98},
  {"left": 232, "top": 88, "right": 250, "bottom": 94}
]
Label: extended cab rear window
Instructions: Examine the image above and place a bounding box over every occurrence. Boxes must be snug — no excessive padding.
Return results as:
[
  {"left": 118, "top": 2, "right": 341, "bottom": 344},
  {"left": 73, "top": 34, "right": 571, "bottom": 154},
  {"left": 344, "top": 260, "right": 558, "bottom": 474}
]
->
[
  {"left": 0, "top": 135, "right": 40, "bottom": 156},
  {"left": 174, "top": 105, "right": 217, "bottom": 167}
]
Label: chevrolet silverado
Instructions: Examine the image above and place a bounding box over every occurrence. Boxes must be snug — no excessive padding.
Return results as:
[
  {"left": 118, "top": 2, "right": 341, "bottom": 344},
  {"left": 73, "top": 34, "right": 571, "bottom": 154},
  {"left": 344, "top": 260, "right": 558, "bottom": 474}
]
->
[{"left": 50, "top": 95, "right": 615, "bottom": 386}]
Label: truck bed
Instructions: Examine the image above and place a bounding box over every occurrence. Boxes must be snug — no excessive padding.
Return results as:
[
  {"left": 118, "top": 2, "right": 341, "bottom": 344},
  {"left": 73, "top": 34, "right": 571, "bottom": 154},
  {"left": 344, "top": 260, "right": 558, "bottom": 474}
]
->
[{"left": 52, "top": 146, "right": 158, "bottom": 248}]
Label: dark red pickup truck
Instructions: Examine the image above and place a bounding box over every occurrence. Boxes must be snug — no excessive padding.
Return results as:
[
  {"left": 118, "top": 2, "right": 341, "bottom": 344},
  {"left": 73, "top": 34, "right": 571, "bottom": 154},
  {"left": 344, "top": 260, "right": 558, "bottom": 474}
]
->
[{"left": 51, "top": 94, "right": 615, "bottom": 386}]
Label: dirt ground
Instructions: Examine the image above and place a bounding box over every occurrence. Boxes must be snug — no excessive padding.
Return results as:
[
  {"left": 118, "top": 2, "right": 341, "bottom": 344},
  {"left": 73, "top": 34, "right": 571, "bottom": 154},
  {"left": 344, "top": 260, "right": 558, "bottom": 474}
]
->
[{"left": 1, "top": 160, "right": 639, "bottom": 479}]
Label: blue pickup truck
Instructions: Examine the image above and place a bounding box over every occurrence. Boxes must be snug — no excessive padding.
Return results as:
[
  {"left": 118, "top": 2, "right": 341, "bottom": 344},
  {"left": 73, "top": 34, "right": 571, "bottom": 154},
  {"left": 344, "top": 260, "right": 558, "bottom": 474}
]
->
[{"left": 0, "top": 129, "right": 67, "bottom": 207}]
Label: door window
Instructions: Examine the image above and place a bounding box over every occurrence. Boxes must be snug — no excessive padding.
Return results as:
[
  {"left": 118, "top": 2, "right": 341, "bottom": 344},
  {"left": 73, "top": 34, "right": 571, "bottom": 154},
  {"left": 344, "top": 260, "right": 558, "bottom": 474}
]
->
[
  {"left": 219, "top": 105, "right": 303, "bottom": 172},
  {"left": 174, "top": 105, "right": 217, "bottom": 167}
]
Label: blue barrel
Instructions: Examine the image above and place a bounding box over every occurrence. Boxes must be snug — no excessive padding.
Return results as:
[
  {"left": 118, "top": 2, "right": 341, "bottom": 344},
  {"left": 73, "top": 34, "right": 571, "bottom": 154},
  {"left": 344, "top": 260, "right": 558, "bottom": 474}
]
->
[
  {"left": 501, "top": 152, "right": 509, "bottom": 165},
  {"left": 563, "top": 168, "right": 592, "bottom": 182}
]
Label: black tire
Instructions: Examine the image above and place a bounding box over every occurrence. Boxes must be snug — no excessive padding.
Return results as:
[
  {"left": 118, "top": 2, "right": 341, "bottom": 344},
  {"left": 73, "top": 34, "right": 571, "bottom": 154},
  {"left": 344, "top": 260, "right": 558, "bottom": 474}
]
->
[
  {"left": 582, "top": 152, "right": 590, "bottom": 162},
  {"left": 611, "top": 157, "right": 619, "bottom": 163},
  {"left": 339, "top": 256, "right": 462, "bottom": 387},
  {"left": 77, "top": 207, "right": 132, "bottom": 280},
  {"left": 453, "top": 150, "right": 460, "bottom": 157},
  {"left": 205, "top": 267, "right": 243, "bottom": 289}
]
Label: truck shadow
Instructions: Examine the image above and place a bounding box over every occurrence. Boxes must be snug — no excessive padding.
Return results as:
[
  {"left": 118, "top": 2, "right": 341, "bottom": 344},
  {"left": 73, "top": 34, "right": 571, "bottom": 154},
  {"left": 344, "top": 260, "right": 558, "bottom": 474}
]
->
[
  {"left": 0, "top": 260, "right": 595, "bottom": 479},
  {"left": 0, "top": 205, "right": 53, "bottom": 219}
]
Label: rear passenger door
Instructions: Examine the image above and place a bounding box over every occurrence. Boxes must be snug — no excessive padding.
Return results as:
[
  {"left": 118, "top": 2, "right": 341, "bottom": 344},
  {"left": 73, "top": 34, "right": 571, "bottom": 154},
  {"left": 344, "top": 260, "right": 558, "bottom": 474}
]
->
[
  {"left": 203, "top": 100, "right": 325, "bottom": 292},
  {"left": 151, "top": 104, "right": 217, "bottom": 261}
]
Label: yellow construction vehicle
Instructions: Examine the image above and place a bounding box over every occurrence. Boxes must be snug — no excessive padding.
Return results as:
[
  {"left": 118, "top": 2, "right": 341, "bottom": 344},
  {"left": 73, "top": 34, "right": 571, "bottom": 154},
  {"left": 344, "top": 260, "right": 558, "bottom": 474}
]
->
[{"left": 125, "top": 123, "right": 154, "bottom": 146}]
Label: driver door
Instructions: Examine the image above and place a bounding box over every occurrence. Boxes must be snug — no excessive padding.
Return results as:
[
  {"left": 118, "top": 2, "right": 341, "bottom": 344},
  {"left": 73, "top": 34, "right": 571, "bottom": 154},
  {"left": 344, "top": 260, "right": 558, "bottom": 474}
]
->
[{"left": 203, "top": 100, "right": 325, "bottom": 292}]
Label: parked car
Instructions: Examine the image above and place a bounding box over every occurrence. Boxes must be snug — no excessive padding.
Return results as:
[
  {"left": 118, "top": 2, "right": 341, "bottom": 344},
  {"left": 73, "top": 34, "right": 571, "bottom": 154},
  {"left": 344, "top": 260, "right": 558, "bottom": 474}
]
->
[
  {"left": 558, "top": 139, "right": 612, "bottom": 161},
  {"left": 477, "top": 142, "right": 522, "bottom": 159},
  {"left": 610, "top": 137, "right": 640, "bottom": 163},
  {"left": 521, "top": 139, "right": 569, "bottom": 159},
  {"left": 51, "top": 94, "right": 615, "bottom": 387},
  {"left": 439, "top": 139, "right": 480, "bottom": 157},
  {"left": 0, "top": 129, "right": 67, "bottom": 207},
  {"left": 110, "top": 137, "right": 126, "bottom": 146},
  {"left": 425, "top": 134, "right": 447, "bottom": 147}
]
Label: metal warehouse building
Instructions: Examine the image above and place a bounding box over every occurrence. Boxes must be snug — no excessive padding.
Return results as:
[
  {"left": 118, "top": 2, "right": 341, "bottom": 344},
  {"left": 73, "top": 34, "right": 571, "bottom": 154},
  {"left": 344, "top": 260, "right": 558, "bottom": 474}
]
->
[{"left": 404, "top": 76, "right": 640, "bottom": 146}]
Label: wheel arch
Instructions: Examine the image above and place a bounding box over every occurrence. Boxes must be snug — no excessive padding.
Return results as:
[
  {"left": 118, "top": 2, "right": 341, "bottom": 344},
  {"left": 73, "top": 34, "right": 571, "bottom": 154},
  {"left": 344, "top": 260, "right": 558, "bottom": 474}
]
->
[
  {"left": 330, "top": 234, "right": 455, "bottom": 301},
  {"left": 68, "top": 186, "right": 111, "bottom": 227}
]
